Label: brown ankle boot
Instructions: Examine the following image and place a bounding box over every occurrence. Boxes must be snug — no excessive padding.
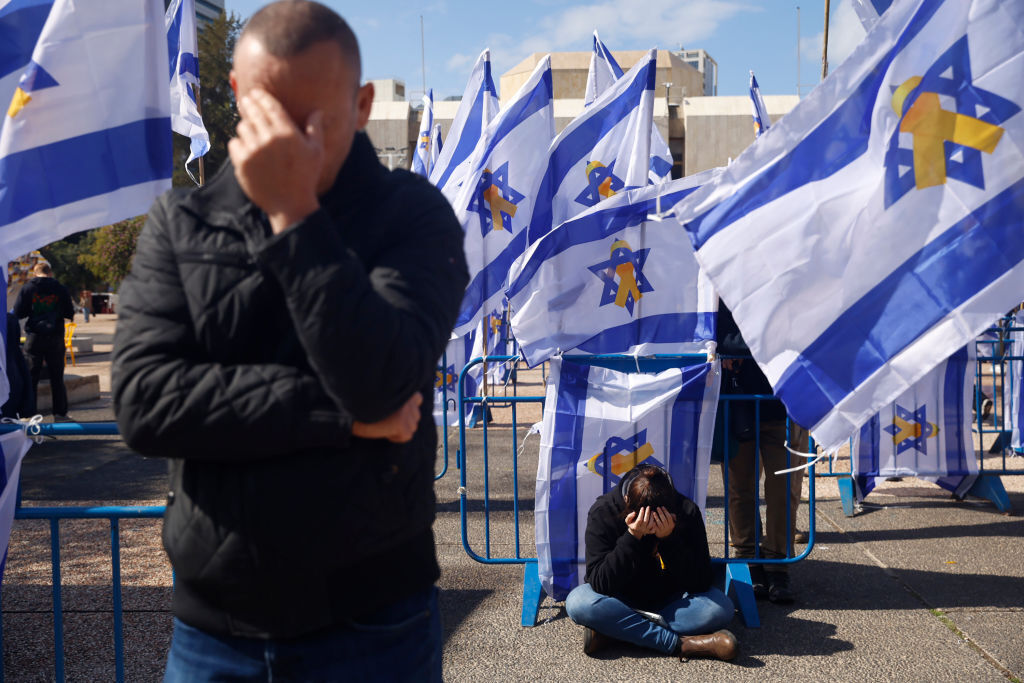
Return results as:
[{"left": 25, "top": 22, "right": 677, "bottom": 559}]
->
[{"left": 679, "top": 629, "right": 738, "bottom": 661}]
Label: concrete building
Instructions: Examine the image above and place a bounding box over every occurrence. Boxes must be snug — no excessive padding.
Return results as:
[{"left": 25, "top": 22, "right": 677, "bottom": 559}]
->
[
  {"left": 369, "top": 79, "right": 408, "bottom": 103},
  {"left": 682, "top": 94, "right": 800, "bottom": 174},
  {"left": 676, "top": 48, "right": 718, "bottom": 96},
  {"left": 194, "top": 0, "right": 223, "bottom": 28}
]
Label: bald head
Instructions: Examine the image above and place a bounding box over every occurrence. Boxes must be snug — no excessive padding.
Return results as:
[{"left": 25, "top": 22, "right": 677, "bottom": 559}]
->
[{"left": 238, "top": 1, "right": 361, "bottom": 84}]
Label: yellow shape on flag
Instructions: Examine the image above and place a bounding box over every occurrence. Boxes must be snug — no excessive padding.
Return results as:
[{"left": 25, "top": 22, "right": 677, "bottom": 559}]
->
[
  {"left": 585, "top": 161, "right": 618, "bottom": 200},
  {"left": 7, "top": 87, "right": 31, "bottom": 118},
  {"left": 482, "top": 168, "right": 517, "bottom": 231},
  {"left": 586, "top": 442, "right": 655, "bottom": 478},
  {"left": 890, "top": 414, "right": 939, "bottom": 445},
  {"left": 610, "top": 239, "right": 642, "bottom": 309},
  {"left": 891, "top": 77, "right": 1005, "bottom": 189}
]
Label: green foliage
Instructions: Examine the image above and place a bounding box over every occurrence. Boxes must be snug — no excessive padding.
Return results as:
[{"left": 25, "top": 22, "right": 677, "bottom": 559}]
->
[
  {"left": 76, "top": 217, "right": 146, "bottom": 289},
  {"left": 172, "top": 11, "right": 243, "bottom": 187},
  {"left": 39, "top": 232, "right": 102, "bottom": 293}
]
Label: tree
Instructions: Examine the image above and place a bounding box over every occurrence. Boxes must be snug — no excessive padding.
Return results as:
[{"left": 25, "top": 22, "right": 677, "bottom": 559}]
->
[
  {"left": 172, "top": 11, "right": 243, "bottom": 187},
  {"left": 76, "top": 217, "right": 145, "bottom": 289},
  {"left": 40, "top": 232, "right": 102, "bottom": 293}
]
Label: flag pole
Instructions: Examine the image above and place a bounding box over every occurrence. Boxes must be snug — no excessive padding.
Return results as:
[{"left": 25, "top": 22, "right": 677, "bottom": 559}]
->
[
  {"left": 420, "top": 15, "right": 426, "bottom": 99},
  {"left": 194, "top": 83, "right": 206, "bottom": 186},
  {"left": 821, "top": 0, "right": 831, "bottom": 80}
]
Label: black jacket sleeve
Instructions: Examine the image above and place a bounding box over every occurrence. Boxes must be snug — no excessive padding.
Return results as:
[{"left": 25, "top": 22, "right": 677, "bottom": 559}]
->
[
  {"left": 584, "top": 501, "right": 658, "bottom": 597},
  {"left": 59, "top": 285, "right": 75, "bottom": 321},
  {"left": 255, "top": 182, "right": 469, "bottom": 423},
  {"left": 12, "top": 283, "right": 31, "bottom": 320},
  {"left": 656, "top": 496, "right": 714, "bottom": 594},
  {"left": 112, "top": 196, "right": 352, "bottom": 460}
]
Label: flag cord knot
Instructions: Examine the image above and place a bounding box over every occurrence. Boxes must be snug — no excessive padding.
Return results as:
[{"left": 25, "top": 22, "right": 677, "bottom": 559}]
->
[{"left": 1, "top": 414, "right": 46, "bottom": 443}]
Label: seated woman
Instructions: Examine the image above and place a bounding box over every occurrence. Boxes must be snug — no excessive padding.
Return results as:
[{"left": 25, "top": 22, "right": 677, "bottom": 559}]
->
[{"left": 565, "top": 463, "right": 738, "bottom": 661}]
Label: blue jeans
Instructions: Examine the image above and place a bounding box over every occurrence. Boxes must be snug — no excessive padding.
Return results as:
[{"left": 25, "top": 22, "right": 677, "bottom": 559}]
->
[
  {"left": 164, "top": 586, "right": 442, "bottom": 682},
  {"left": 565, "top": 583, "right": 734, "bottom": 655}
]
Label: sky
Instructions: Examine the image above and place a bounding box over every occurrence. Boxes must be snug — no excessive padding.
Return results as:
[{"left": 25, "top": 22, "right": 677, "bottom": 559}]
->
[{"left": 224, "top": 0, "right": 868, "bottom": 101}]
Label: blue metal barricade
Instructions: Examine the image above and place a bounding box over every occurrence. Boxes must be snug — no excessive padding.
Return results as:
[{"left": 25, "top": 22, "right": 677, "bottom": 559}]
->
[
  {"left": 456, "top": 354, "right": 818, "bottom": 630},
  {"left": 1, "top": 421, "right": 164, "bottom": 683}
]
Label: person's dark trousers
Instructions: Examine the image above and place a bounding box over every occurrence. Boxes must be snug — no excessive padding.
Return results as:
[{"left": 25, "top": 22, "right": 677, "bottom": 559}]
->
[
  {"left": 164, "top": 585, "right": 443, "bottom": 682},
  {"left": 25, "top": 335, "right": 67, "bottom": 416}
]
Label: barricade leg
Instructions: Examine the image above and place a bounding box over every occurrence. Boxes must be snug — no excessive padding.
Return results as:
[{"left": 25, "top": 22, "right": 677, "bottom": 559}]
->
[
  {"left": 966, "top": 474, "right": 1013, "bottom": 513},
  {"left": 723, "top": 563, "right": 760, "bottom": 628},
  {"left": 521, "top": 561, "right": 542, "bottom": 628},
  {"left": 838, "top": 477, "right": 857, "bottom": 517}
]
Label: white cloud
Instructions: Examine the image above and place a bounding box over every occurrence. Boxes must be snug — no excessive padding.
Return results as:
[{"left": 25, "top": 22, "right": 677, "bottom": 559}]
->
[
  {"left": 446, "top": 52, "right": 475, "bottom": 72},
  {"left": 482, "top": 0, "right": 753, "bottom": 77},
  {"left": 800, "top": 0, "right": 867, "bottom": 76}
]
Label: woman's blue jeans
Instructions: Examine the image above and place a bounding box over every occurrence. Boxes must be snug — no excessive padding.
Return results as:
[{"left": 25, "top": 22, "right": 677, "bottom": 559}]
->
[
  {"left": 164, "top": 586, "right": 442, "bottom": 682},
  {"left": 565, "top": 583, "right": 734, "bottom": 655}
]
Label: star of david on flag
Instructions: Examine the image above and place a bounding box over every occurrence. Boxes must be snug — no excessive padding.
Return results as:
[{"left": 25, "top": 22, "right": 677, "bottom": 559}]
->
[
  {"left": 676, "top": 0, "right": 1024, "bottom": 452},
  {"left": 467, "top": 162, "right": 526, "bottom": 236},
  {"left": 575, "top": 160, "right": 625, "bottom": 208},
  {"left": 882, "top": 404, "right": 937, "bottom": 454},
  {"left": 585, "top": 428, "right": 662, "bottom": 483},
  {"left": 587, "top": 239, "right": 653, "bottom": 316}
]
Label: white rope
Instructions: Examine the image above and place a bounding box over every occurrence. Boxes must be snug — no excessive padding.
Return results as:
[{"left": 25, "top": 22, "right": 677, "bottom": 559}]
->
[
  {"left": 1, "top": 414, "right": 46, "bottom": 443},
  {"left": 773, "top": 440, "right": 831, "bottom": 475}
]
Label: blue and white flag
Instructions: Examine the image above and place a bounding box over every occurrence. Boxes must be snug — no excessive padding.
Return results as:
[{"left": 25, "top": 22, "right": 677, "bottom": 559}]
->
[
  {"left": 1008, "top": 312, "right": 1023, "bottom": 453},
  {"left": 677, "top": 0, "right": 1024, "bottom": 452},
  {"left": 0, "top": 0, "right": 53, "bottom": 109},
  {"left": 450, "top": 56, "right": 554, "bottom": 338},
  {"left": 0, "top": 428, "right": 34, "bottom": 582},
  {"left": 166, "top": 0, "right": 209, "bottom": 180},
  {"left": 433, "top": 331, "right": 479, "bottom": 427},
  {"left": 585, "top": 33, "right": 672, "bottom": 183},
  {"left": 411, "top": 88, "right": 433, "bottom": 177},
  {"left": 535, "top": 358, "right": 721, "bottom": 600},
  {"left": 430, "top": 49, "right": 499, "bottom": 200},
  {"left": 852, "top": 0, "right": 894, "bottom": 31},
  {"left": 430, "top": 122, "right": 442, "bottom": 170},
  {"left": 0, "top": 0, "right": 172, "bottom": 262},
  {"left": 507, "top": 171, "right": 718, "bottom": 367},
  {"left": 852, "top": 344, "right": 977, "bottom": 500},
  {"left": 471, "top": 307, "right": 514, "bottom": 386},
  {"left": 749, "top": 71, "right": 771, "bottom": 137}
]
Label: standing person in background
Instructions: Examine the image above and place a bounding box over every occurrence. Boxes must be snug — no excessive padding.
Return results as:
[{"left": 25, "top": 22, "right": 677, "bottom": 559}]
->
[
  {"left": 717, "top": 301, "right": 809, "bottom": 604},
  {"left": 112, "top": 1, "right": 468, "bottom": 680},
  {"left": 13, "top": 262, "right": 75, "bottom": 420}
]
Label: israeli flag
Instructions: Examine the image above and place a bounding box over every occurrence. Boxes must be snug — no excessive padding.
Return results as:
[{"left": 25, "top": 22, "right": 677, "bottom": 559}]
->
[
  {"left": 1008, "top": 312, "right": 1023, "bottom": 453},
  {"left": 507, "top": 171, "right": 718, "bottom": 367},
  {"left": 852, "top": 344, "right": 978, "bottom": 500},
  {"left": 166, "top": 0, "right": 209, "bottom": 181},
  {"left": 430, "top": 49, "right": 499, "bottom": 200},
  {"left": 0, "top": 429, "right": 34, "bottom": 582},
  {"left": 535, "top": 358, "right": 721, "bottom": 600},
  {"left": 0, "top": 0, "right": 53, "bottom": 109},
  {"left": 0, "top": 0, "right": 172, "bottom": 262},
  {"left": 450, "top": 56, "right": 554, "bottom": 338},
  {"left": 852, "top": 0, "right": 895, "bottom": 31},
  {"left": 528, "top": 48, "right": 656, "bottom": 249},
  {"left": 433, "top": 331, "right": 479, "bottom": 427},
  {"left": 749, "top": 71, "right": 771, "bottom": 137},
  {"left": 584, "top": 33, "right": 672, "bottom": 183},
  {"left": 471, "top": 307, "right": 514, "bottom": 386},
  {"left": 430, "top": 122, "right": 442, "bottom": 170},
  {"left": 412, "top": 88, "right": 433, "bottom": 177},
  {"left": 677, "top": 0, "right": 1024, "bottom": 452}
]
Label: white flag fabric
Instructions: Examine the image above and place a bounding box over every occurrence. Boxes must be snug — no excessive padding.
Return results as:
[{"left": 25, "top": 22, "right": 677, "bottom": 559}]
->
[
  {"left": 0, "top": 0, "right": 53, "bottom": 110},
  {"left": 507, "top": 171, "right": 718, "bottom": 367},
  {"left": 430, "top": 49, "right": 499, "bottom": 200},
  {"left": 535, "top": 358, "right": 720, "bottom": 600},
  {"left": 584, "top": 34, "right": 672, "bottom": 183},
  {"left": 166, "top": 0, "right": 209, "bottom": 178},
  {"left": 852, "top": 0, "right": 894, "bottom": 31},
  {"left": 471, "top": 307, "right": 514, "bottom": 386},
  {"left": 430, "top": 122, "right": 442, "bottom": 170},
  {"left": 450, "top": 56, "right": 554, "bottom": 338},
  {"left": 852, "top": 344, "right": 977, "bottom": 500},
  {"left": 0, "top": 0, "right": 172, "bottom": 262},
  {"left": 433, "top": 332, "right": 479, "bottom": 427},
  {"left": 0, "top": 429, "right": 33, "bottom": 582},
  {"left": 1008, "top": 312, "right": 1023, "bottom": 453},
  {"left": 676, "top": 0, "right": 1024, "bottom": 452},
  {"left": 411, "top": 88, "right": 433, "bottom": 177},
  {"left": 749, "top": 71, "right": 771, "bottom": 137}
]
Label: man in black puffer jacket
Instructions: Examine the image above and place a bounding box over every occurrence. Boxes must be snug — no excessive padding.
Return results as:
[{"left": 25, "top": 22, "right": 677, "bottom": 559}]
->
[
  {"left": 565, "top": 464, "right": 738, "bottom": 662},
  {"left": 112, "top": 3, "right": 467, "bottom": 680}
]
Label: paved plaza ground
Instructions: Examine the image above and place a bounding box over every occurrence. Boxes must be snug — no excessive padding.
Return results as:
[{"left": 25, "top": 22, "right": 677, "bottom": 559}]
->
[{"left": 2, "top": 315, "right": 1023, "bottom": 681}]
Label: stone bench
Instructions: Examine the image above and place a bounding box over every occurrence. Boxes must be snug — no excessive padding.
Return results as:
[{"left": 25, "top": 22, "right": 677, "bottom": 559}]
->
[{"left": 35, "top": 374, "right": 100, "bottom": 412}]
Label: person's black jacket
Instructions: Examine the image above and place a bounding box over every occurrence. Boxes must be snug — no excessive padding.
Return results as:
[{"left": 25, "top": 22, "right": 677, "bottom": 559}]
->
[
  {"left": 583, "top": 475, "right": 714, "bottom": 610},
  {"left": 13, "top": 275, "right": 74, "bottom": 347},
  {"left": 2, "top": 313, "right": 34, "bottom": 418},
  {"left": 112, "top": 132, "right": 469, "bottom": 639},
  {"left": 717, "top": 301, "right": 786, "bottom": 422}
]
